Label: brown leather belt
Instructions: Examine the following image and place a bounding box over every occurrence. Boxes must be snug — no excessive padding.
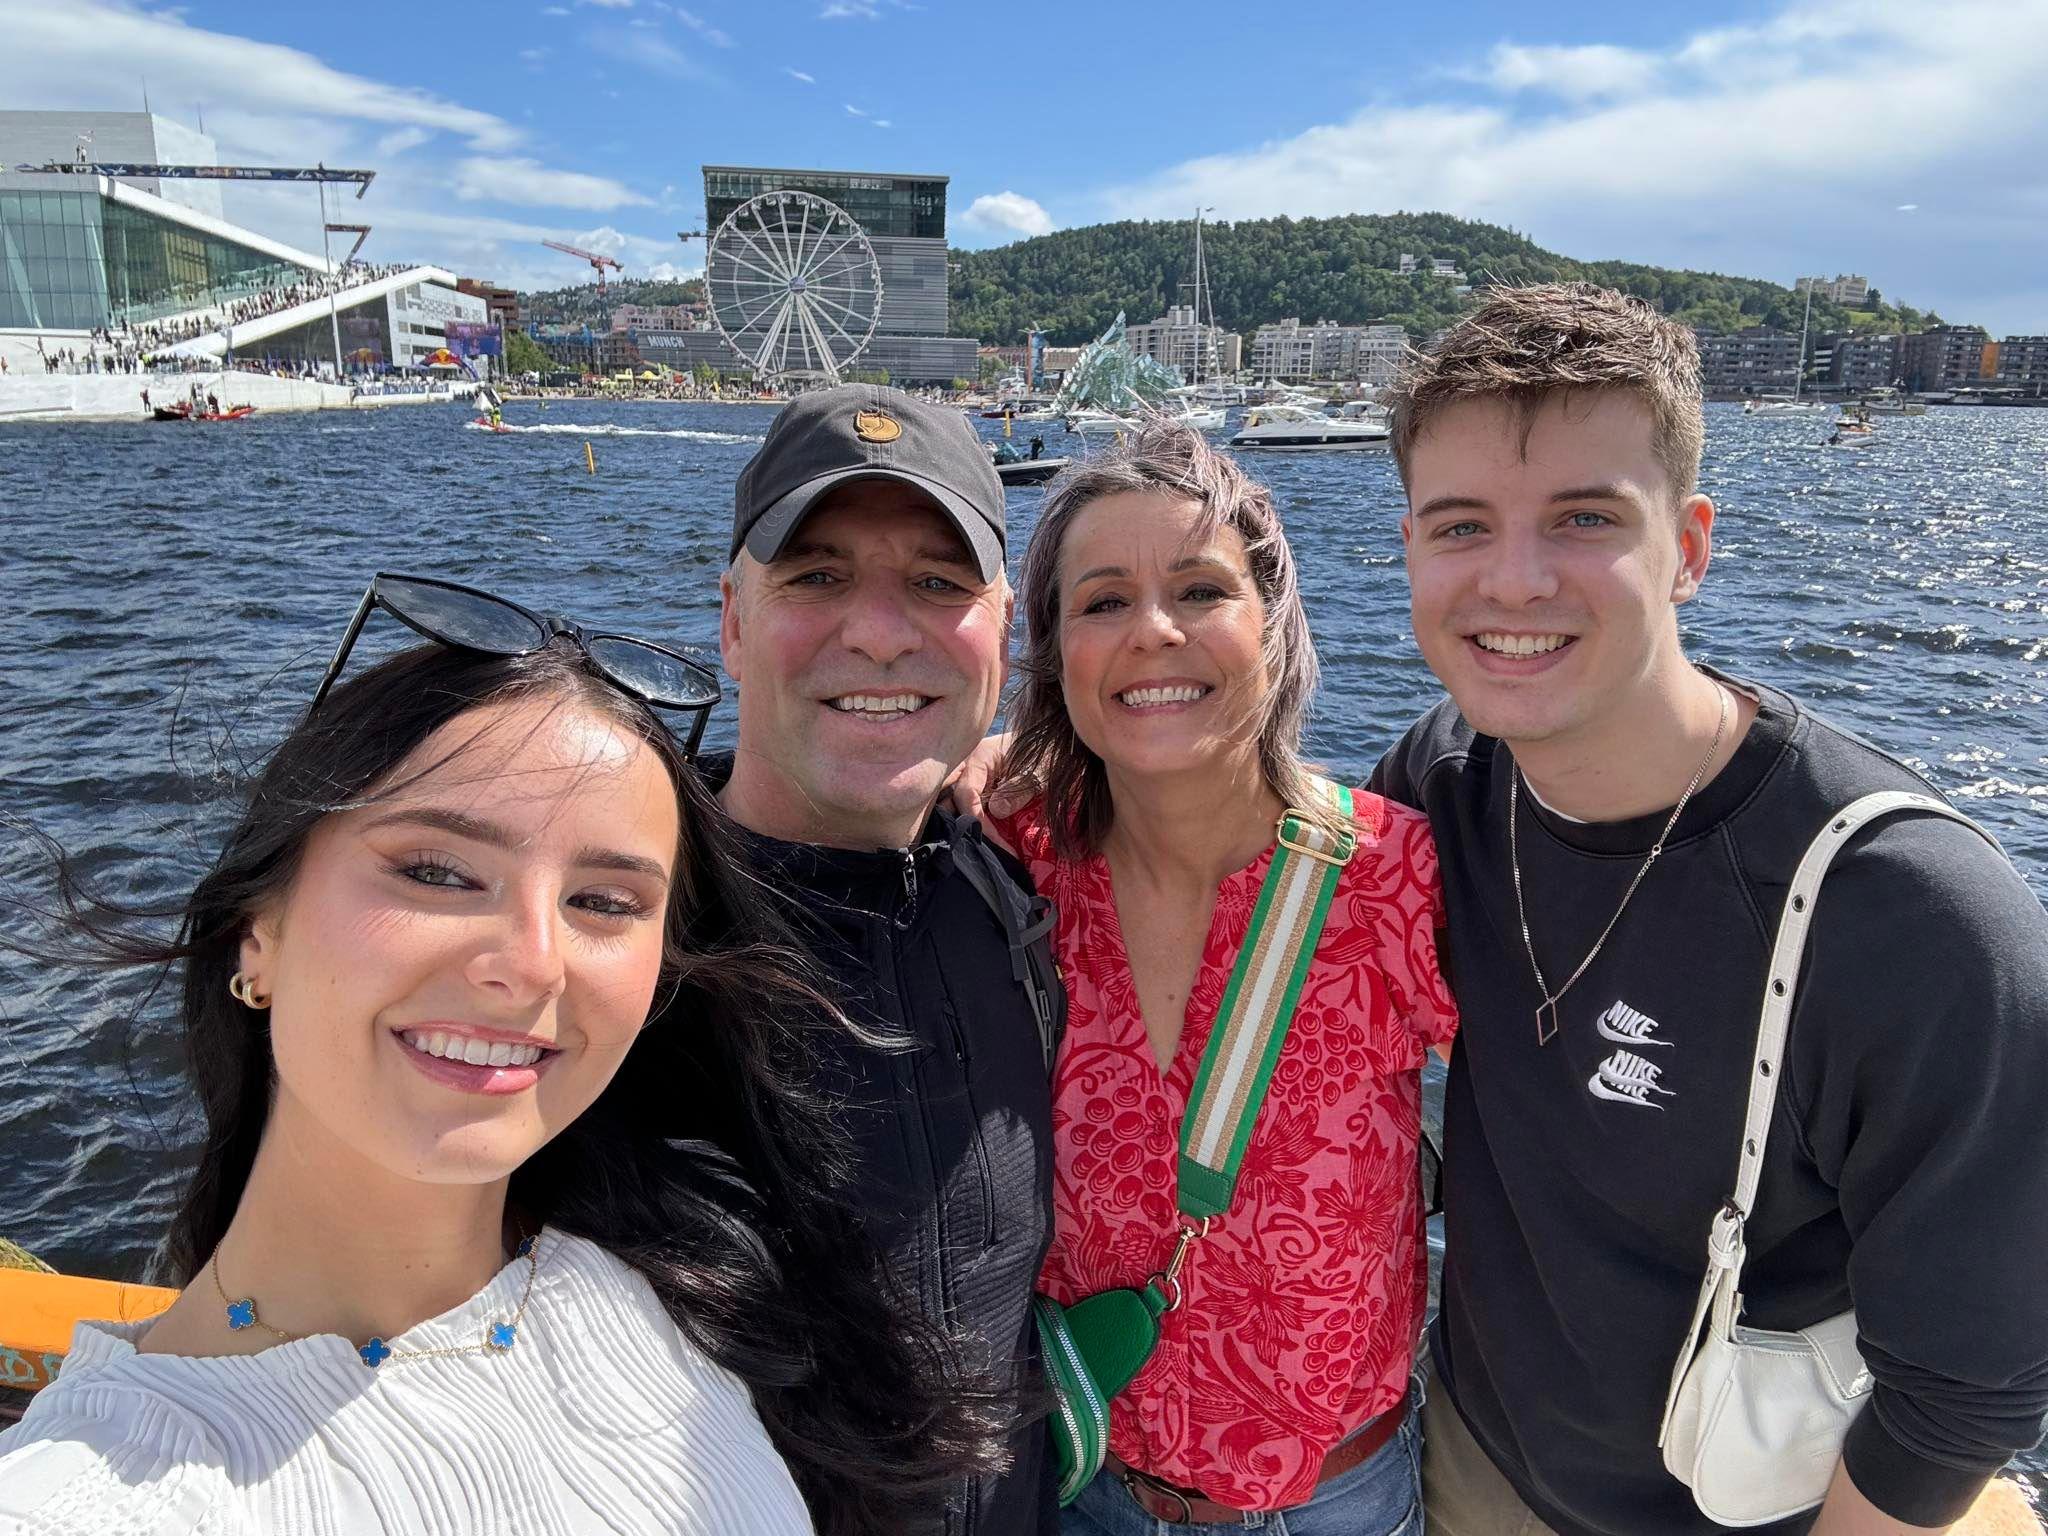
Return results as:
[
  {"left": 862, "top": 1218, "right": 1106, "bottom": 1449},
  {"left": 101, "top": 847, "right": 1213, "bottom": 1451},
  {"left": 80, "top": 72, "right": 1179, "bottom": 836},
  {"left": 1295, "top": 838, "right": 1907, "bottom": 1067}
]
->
[{"left": 1106, "top": 1382, "right": 1412, "bottom": 1525}]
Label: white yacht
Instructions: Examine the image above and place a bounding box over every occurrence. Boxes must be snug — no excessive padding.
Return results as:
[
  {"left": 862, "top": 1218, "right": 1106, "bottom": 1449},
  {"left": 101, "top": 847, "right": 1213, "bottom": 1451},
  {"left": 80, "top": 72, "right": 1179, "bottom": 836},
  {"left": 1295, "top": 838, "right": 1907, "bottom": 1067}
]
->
[
  {"left": 1170, "top": 402, "right": 1227, "bottom": 432},
  {"left": 1856, "top": 392, "right": 1927, "bottom": 417},
  {"left": 1066, "top": 408, "right": 1138, "bottom": 437},
  {"left": 1228, "top": 402, "right": 1389, "bottom": 451},
  {"left": 1068, "top": 403, "right": 1226, "bottom": 436}
]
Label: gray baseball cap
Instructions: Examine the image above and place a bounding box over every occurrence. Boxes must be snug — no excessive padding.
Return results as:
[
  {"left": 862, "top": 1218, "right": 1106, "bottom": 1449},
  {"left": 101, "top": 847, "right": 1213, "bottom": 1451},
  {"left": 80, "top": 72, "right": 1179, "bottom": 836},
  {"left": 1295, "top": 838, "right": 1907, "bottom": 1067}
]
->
[{"left": 730, "top": 384, "right": 1006, "bottom": 582}]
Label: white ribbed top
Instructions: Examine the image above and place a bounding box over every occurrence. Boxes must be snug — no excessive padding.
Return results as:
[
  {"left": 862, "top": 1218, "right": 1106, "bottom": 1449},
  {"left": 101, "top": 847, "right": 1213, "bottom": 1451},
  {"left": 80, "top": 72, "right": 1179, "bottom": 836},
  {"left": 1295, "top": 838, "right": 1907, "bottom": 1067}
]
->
[{"left": 0, "top": 1230, "right": 813, "bottom": 1535}]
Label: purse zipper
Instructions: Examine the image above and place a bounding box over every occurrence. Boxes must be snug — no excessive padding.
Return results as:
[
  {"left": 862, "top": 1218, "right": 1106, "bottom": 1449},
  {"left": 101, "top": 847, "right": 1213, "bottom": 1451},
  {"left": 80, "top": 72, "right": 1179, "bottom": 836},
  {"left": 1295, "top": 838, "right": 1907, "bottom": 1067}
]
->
[{"left": 1038, "top": 1300, "right": 1110, "bottom": 1499}]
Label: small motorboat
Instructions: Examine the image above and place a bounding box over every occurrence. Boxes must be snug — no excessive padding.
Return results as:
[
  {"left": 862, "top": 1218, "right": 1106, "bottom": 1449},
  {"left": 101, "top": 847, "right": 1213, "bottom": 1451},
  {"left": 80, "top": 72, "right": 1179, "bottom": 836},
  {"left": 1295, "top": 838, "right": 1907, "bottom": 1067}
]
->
[
  {"left": 154, "top": 402, "right": 254, "bottom": 421},
  {"left": 992, "top": 438, "right": 1067, "bottom": 484},
  {"left": 472, "top": 415, "right": 512, "bottom": 433},
  {"left": 996, "top": 456, "right": 1070, "bottom": 486}
]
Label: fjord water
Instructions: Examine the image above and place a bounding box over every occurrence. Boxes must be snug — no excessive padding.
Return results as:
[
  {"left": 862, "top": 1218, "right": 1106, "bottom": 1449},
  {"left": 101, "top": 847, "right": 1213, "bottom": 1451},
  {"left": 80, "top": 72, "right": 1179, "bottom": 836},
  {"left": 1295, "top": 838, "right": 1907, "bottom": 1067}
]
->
[{"left": 2, "top": 403, "right": 2045, "bottom": 1484}]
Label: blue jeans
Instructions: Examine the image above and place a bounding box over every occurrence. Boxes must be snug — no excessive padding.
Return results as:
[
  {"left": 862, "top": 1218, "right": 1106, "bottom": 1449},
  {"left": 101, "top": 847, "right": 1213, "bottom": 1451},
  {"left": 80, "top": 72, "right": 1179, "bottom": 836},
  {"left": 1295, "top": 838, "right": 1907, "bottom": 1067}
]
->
[{"left": 1060, "top": 1382, "right": 1425, "bottom": 1536}]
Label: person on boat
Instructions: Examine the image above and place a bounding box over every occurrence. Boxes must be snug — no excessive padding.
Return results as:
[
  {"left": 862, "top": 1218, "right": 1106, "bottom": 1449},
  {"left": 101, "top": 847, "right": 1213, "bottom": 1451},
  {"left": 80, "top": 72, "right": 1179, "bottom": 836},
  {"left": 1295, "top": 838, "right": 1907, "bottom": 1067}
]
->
[
  {"left": 978, "top": 421, "right": 1456, "bottom": 1532},
  {"left": 1369, "top": 282, "right": 2048, "bottom": 1534},
  {"left": 204, "top": 390, "right": 219, "bottom": 416},
  {"left": 1029, "top": 435, "right": 1045, "bottom": 461},
  {"left": 712, "top": 385, "right": 1059, "bottom": 1536},
  {"left": 0, "top": 587, "right": 1009, "bottom": 1535}
]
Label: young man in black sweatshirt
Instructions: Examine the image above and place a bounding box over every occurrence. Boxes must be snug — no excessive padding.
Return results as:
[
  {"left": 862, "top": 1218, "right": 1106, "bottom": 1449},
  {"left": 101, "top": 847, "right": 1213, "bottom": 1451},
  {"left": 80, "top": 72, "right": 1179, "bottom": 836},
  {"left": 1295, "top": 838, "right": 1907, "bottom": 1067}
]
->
[{"left": 1369, "top": 284, "right": 2048, "bottom": 1536}]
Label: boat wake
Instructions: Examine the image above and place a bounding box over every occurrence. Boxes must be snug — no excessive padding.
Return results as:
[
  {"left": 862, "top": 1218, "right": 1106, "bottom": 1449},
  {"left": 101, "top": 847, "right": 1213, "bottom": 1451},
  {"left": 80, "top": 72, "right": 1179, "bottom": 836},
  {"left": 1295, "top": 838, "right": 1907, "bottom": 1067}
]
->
[{"left": 464, "top": 420, "right": 763, "bottom": 443}]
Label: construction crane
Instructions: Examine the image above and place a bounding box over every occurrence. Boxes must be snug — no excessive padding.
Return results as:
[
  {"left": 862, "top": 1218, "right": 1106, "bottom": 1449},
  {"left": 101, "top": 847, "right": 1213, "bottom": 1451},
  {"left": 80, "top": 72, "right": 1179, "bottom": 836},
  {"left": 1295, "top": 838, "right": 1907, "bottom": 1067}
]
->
[
  {"left": 542, "top": 241, "right": 623, "bottom": 293},
  {"left": 13, "top": 161, "right": 375, "bottom": 197},
  {"left": 325, "top": 224, "right": 372, "bottom": 263}
]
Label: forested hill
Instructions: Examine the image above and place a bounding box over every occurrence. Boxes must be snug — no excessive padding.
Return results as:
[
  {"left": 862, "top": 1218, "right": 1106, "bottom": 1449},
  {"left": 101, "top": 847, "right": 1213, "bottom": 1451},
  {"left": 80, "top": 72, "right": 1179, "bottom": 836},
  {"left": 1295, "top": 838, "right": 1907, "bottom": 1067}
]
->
[
  {"left": 520, "top": 276, "right": 706, "bottom": 328},
  {"left": 947, "top": 212, "right": 1938, "bottom": 346}
]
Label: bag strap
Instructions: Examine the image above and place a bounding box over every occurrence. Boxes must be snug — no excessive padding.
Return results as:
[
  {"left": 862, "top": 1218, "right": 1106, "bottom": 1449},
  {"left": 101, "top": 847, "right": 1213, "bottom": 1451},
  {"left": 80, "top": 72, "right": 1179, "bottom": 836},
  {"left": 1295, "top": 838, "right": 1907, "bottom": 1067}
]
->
[
  {"left": 1727, "top": 791, "right": 1995, "bottom": 1226},
  {"left": 951, "top": 817, "right": 1066, "bottom": 1077},
  {"left": 1660, "top": 789, "right": 1999, "bottom": 1444},
  {"left": 1178, "top": 776, "right": 1356, "bottom": 1219}
]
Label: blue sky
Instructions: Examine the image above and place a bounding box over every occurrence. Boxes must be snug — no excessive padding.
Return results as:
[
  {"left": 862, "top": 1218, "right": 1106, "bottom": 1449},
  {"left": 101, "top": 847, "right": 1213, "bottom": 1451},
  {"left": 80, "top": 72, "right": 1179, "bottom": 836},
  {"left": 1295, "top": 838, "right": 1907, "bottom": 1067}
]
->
[{"left": 9, "top": 0, "right": 2046, "bottom": 333}]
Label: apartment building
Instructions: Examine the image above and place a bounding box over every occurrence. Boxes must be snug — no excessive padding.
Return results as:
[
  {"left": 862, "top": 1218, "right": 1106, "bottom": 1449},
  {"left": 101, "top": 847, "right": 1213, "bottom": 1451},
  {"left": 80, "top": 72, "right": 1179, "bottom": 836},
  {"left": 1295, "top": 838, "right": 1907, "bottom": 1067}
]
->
[{"left": 1694, "top": 327, "right": 1803, "bottom": 393}]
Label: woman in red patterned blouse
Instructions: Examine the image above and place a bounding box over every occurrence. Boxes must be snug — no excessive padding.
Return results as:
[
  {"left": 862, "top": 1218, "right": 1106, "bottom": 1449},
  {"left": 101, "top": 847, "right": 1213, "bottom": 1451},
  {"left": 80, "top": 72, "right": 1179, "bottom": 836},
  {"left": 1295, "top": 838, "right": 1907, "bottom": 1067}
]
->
[{"left": 984, "top": 421, "right": 1457, "bottom": 1534}]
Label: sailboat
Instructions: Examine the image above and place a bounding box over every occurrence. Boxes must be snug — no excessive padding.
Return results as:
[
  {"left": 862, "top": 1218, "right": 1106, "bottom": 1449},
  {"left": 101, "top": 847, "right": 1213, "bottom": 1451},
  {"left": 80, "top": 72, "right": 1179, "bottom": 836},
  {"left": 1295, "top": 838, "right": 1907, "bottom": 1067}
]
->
[
  {"left": 1166, "top": 210, "right": 1227, "bottom": 432},
  {"left": 1744, "top": 286, "right": 1825, "bottom": 415}
]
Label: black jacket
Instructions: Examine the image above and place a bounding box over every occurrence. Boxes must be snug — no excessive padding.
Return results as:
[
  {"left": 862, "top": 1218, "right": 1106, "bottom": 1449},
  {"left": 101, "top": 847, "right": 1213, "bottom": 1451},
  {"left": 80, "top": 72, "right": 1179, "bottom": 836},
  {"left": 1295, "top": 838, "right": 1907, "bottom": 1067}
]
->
[{"left": 723, "top": 791, "right": 1057, "bottom": 1536}]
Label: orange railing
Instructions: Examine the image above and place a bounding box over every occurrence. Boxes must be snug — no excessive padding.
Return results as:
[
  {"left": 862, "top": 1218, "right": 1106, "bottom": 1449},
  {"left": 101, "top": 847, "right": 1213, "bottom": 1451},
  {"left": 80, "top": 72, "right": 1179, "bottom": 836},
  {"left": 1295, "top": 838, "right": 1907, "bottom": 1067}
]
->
[{"left": 0, "top": 1269, "right": 178, "bottom": 1393}]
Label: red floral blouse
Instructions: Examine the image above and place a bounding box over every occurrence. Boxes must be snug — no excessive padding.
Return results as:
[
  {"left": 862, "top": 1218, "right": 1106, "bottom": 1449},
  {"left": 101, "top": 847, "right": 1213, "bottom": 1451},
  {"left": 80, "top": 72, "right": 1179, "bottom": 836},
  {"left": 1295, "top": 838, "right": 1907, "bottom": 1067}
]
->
[{"left": 994, "top": 790, "right": 1457, "bottom": 1510}]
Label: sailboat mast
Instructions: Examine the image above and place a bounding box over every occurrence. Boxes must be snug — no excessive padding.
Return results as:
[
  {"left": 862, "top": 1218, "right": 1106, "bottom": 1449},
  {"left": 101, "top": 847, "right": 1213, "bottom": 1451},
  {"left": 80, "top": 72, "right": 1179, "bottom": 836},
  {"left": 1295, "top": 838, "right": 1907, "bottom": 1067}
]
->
[
  {"left": 1191, "top": 208, "right": 1204, "bottom": 388},
  {"left": 1794, "top": 284, "right": 1813, "bottom": 403}
]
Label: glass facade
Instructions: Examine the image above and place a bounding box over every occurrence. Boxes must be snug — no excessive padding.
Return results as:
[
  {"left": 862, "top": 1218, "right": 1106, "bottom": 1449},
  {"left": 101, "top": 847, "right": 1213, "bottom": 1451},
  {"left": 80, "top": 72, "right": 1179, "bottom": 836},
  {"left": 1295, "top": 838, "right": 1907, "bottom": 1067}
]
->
[
  {"left": 100, "top": 198, "right": 308, "bottom": 326},
  {"left": 703, "top": 167, "right": 946, "bottom": 239},
  {"left": 0, "top": 191, "right": 107, "bottom": 329},
  {"left": 0, "top": 188, "right": 312, "bottom": 331}
]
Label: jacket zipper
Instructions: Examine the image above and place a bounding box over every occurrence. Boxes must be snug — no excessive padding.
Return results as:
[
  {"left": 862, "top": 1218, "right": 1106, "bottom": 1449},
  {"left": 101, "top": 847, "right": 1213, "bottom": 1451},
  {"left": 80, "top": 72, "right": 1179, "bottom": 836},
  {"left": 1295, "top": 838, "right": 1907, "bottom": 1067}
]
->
[
  {"left": 896, "top": 849, "right": 918, "bottom": 930},
  {"left": 947, "top": 1009, "right": 998, "bottom": 1250}
]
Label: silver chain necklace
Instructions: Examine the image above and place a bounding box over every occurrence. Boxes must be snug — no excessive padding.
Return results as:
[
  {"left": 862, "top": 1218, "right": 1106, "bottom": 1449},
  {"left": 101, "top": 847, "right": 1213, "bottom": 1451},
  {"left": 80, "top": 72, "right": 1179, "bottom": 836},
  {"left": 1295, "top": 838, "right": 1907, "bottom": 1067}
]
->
[{"left": 1510, "top": 682, "right": 1730, "bottom": 1047}]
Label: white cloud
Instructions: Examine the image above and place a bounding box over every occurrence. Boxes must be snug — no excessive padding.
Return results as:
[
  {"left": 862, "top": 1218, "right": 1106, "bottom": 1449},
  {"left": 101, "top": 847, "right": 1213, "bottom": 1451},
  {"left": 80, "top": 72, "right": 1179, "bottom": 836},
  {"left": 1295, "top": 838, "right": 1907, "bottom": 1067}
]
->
[
  {"left": 518, "top": 46, "right": 548, "bottom": 62},
  {"left": 961, "top": 191, "right": 1055, "bottom": 239},
  {"left": 454, "top": 156, "right": 653, "bottom": 210},
  {"left": 821, "top": 1, "right": 879, "bottom": 17},
  {"left": 784, "top": 67, "right": 815, "bottom": 83},
  {"left": 1093, "top": 0, "right": 2048, "bottom": 327},
  {"left": 542, "top": 5, "right": 569, "bottom": 14},
  {"left": 376, "top": 126, "right": 432, "bottom": 157},
  {"left": 576, "top": 0, "right": 635, "bottom": 8},
  {"left": 1472, "top": 42, "right": 1662, "bottom": 101},
  {"left": 1897, "top": 203, "right": 1919, "bottom": 212},
  {"left": 7, "top": 0, "right": 521, "bottom": 150},
  {"left": 673, "top": 7, "right": 733, "bottom": 46},
  {"left": 843, "top": 102, "right": 868, "bottom": 116},
  {"left": 873, "top": 119, "right": 891, "bottom": 129},
  {"left": 588, "top": 27, "right": 706, "bottom": 79}
]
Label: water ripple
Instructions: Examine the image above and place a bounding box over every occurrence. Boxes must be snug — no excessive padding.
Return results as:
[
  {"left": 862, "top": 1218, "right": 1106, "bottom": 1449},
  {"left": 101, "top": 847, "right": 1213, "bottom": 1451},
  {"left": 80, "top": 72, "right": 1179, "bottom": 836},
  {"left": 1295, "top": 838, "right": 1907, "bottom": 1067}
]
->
[{"left": 1, "top": 399, "right": 2043, "bottom": 1334}]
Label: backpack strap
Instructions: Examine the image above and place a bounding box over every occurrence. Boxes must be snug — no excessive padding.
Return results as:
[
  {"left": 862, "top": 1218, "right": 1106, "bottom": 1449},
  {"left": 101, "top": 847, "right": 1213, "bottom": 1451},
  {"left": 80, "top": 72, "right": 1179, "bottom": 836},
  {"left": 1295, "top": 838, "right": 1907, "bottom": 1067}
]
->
[{"left": 951, "top": 816, "right": 1067, "bottom": 1077}]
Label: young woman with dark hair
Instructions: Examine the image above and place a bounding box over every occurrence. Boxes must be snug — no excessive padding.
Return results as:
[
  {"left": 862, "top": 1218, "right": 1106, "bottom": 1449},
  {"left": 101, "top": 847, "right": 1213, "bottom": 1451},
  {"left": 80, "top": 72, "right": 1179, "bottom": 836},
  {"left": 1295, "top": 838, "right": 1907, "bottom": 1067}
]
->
[{"left": 0, "top": 579, "right": 1008, "bottom": 1535}]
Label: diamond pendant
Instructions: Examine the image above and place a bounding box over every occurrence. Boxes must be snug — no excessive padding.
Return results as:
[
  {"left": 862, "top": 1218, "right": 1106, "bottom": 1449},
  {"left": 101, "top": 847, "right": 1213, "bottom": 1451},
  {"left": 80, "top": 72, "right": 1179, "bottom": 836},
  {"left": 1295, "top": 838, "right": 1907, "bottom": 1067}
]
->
[{"left": 1536, "top": 999, "right": 1561, "bottom": 1047}]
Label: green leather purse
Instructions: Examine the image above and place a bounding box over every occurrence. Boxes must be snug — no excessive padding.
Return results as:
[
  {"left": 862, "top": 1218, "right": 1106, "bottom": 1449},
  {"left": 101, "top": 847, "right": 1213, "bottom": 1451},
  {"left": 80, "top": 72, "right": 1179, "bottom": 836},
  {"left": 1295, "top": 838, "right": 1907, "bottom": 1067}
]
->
[{"left": 1034, "top": 779, "right": 1356, "bottom": 1505}]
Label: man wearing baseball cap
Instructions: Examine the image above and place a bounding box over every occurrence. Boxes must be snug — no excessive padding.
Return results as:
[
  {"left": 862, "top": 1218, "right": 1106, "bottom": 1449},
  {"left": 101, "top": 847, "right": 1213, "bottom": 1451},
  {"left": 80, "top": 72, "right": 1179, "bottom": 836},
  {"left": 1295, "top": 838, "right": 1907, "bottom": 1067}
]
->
[{"left": 714, "top": 385, "right": 1058, "bottom": 1535}]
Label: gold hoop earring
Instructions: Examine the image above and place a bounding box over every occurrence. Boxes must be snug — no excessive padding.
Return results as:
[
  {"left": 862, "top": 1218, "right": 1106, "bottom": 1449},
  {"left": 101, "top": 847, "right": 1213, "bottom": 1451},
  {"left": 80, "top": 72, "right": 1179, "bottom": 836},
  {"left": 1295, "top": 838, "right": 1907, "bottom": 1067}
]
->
[{"left": 228, "top": 972, "right": 271, "bottom": 1010}]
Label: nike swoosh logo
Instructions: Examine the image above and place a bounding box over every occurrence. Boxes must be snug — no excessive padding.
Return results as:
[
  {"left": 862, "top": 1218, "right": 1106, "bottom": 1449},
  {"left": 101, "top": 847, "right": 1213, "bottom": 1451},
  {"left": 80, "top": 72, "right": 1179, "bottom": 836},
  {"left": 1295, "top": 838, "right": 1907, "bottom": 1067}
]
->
[{"left": 1588, "top": 1073, "right": 1666, "bottom": 1109}]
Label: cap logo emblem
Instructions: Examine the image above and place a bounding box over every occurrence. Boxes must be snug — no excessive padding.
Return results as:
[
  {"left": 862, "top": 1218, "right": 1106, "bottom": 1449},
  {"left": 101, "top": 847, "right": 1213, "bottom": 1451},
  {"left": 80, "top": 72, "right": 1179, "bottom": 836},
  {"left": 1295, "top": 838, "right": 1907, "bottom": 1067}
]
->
[{"left": 854, "top": 410, "right": 902, "bottom": 443}]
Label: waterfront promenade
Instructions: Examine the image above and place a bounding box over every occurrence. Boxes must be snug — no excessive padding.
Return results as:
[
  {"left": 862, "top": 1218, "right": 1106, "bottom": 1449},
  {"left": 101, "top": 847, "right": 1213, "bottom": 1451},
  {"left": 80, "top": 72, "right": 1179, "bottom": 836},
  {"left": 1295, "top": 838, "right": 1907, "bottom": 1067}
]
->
[{"left": 0, "top": 369, "right": 476, "bottom": 422}]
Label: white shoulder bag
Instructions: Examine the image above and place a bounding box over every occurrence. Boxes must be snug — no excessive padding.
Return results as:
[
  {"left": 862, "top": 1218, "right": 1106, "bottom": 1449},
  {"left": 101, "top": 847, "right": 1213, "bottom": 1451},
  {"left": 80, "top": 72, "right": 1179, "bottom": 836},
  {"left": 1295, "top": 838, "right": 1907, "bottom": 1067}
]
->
[{"left": 1657, "top": 790, "right": 2001, "bottom": 1527}]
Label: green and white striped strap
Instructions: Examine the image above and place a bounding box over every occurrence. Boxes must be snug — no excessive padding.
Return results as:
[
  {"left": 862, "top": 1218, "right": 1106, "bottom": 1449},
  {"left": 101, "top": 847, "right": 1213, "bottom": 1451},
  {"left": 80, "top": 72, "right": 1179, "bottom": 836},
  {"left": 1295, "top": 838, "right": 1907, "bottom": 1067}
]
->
[{"left": 1177, "top": 776, "right": 1355, "bottom": 1219}]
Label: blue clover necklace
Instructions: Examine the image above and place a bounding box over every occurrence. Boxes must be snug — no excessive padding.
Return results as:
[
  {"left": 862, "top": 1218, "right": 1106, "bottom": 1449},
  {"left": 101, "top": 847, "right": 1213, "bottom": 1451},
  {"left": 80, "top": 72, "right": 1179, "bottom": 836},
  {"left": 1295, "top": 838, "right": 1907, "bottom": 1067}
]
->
[{"left": 211, "top": 1233, "right": 541, "bottom": 1369}]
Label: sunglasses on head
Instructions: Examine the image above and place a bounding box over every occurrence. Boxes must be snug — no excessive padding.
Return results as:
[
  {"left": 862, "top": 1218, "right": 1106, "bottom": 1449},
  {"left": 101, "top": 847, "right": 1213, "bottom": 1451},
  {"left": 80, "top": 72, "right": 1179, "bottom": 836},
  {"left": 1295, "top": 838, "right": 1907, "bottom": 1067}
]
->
[{"left": 310, "top": 573, "right": 723, "bottom": 757}]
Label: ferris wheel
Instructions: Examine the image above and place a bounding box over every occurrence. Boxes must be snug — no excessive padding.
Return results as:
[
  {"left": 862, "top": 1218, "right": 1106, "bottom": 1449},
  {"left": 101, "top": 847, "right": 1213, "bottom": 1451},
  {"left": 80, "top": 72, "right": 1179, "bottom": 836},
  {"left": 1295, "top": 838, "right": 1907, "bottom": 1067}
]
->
[{"left": 705, "top": 190, "right": 884, "bottom": 385}]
